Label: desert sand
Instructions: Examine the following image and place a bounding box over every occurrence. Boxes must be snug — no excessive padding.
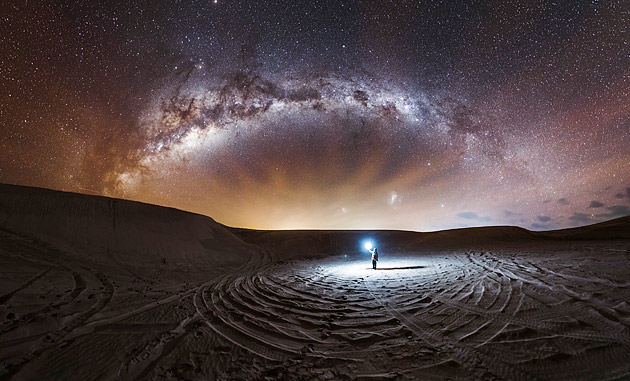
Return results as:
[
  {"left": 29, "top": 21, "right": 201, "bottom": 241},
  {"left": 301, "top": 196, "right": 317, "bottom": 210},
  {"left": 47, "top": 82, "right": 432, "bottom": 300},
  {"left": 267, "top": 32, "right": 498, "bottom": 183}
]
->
[{"left": 1, "top": 183, "right": 629, "bottom": 380}]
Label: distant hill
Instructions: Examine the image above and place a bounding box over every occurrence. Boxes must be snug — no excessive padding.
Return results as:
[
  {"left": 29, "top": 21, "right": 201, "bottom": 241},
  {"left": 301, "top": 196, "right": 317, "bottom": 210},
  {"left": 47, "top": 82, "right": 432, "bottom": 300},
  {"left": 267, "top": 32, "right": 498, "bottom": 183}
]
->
[
  {"left": 232, "top": 218, "right": 630, "bottom": 257},
  {"left": 536, "top": 216, "right": 630, "bottom": 240},
  {"left": 1, "top": 184, "right": 628, "bottom": 265}
]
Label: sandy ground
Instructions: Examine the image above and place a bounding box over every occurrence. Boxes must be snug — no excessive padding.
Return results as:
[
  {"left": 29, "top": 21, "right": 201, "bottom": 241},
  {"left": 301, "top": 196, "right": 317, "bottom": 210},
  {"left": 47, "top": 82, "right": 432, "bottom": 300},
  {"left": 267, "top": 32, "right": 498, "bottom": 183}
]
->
[
  {"left": 1, "top": 185, "right": 630, "bottom": 380},
  {"left": 2, "top": 229, "right": 630, "bottom": 380}
]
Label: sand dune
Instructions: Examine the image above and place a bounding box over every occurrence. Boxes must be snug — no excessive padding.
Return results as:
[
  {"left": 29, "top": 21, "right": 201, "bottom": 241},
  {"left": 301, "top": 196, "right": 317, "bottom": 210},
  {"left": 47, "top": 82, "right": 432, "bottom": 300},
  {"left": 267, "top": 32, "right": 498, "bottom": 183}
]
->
[
  {"left": 1, "top": 184, "right": 629, "bottom": 380},
  {"left": 0, "top": 184, "right": 254, "bottom": 269},
  {"left": 537, "top": 217, "right": 630, "bottom": 240}
]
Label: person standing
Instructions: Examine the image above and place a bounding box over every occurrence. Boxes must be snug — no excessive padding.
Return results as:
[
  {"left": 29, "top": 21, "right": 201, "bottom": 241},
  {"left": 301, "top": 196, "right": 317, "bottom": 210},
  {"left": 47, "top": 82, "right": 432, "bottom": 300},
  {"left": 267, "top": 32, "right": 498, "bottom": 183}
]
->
[{"left": 371, "top": 247, "right": 379, "bottom": 269}]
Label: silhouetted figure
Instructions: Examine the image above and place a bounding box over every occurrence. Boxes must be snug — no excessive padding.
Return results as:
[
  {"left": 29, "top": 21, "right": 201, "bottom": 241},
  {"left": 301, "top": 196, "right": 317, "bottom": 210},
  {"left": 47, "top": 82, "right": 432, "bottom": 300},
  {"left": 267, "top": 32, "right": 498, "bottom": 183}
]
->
[{"left": 371, "top": 248, "right": 378, "bottom": 269}]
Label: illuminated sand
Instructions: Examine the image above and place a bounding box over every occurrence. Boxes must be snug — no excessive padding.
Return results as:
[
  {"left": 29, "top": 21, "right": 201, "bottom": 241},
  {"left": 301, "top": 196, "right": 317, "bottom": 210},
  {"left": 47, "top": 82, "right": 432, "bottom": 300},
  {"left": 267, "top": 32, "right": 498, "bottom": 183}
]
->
[
  {"left": 192, "top": 248, "right": 630, "bottom": 380},
  {"left": 1, "top": 184, "right": 630, "bottom": 380}
]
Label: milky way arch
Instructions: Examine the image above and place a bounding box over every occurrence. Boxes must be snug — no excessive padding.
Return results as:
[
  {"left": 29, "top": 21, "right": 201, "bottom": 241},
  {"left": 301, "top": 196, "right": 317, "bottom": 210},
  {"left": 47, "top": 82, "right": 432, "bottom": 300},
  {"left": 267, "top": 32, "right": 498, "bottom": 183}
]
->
[{"left": 106, "top": 65, "right": 513, "bottom": 229}]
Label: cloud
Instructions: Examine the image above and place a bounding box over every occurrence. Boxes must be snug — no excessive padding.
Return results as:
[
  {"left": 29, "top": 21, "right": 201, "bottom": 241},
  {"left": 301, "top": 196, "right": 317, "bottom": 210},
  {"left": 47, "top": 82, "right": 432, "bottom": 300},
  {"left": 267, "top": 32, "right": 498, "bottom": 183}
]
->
[
  {"left": 456, "top": 211, "right": 491, "bottom": 222},
  {"left": 568, "top": 205, "right": 629, "bottom": 227},
  {"left": 614, "top": 187, "right": 630, "bottom": 200},
  {"left": 588, "top": 200, "right": 604, "bottom": 208},
  {"left": 504, "top": 210, "right": 519, "bottom": 217},
  {"left": 537, "top": 215, "right": 552, "bottom": 222},
  {"left": 558, "top": 198, "right": 569, "bottom": 205},
  {"left": 531, "top": 223, "right": 549, "bottom": 230},
  {"left": 457, "top": 211, "right": 479, "bottom": 220},
  {"left": 568, "top": 212, "right": 593, "bottom": 226},
  {"left": 596, "top": 205, "right": 630, "bottom": 219}
]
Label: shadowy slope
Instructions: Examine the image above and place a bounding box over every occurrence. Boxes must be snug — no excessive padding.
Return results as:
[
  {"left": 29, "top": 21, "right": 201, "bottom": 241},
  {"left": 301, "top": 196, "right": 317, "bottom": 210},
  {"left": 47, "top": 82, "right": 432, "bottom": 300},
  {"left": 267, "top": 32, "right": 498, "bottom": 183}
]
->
[
  {"left": 0, "top": 183, "right": 253, "bottom": 268},
  {"left": 537, "top": 216, "right": 630, "bottom": 240}
]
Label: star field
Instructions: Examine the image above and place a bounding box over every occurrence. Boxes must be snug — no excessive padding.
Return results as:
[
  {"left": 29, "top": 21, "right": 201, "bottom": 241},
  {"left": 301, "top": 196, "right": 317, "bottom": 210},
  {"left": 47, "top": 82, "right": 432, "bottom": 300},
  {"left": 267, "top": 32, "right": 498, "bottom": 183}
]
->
[{"left": 1, "top": 0, "right": 628, "bottom": 231}]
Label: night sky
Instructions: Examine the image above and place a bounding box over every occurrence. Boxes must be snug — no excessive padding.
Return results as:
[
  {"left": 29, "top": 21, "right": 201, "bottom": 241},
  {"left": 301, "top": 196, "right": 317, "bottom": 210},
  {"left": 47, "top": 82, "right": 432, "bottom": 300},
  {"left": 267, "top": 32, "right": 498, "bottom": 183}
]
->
[{"left": 1, "top": 1, "right": 628, "bottom": 231}]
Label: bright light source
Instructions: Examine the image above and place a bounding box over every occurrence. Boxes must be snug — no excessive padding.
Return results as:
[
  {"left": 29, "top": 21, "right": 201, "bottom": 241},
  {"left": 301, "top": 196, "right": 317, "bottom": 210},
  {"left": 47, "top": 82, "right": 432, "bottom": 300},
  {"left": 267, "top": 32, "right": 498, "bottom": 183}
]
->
[{"left": 364, "top": 241, "right": 373, "bottom": 250}]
